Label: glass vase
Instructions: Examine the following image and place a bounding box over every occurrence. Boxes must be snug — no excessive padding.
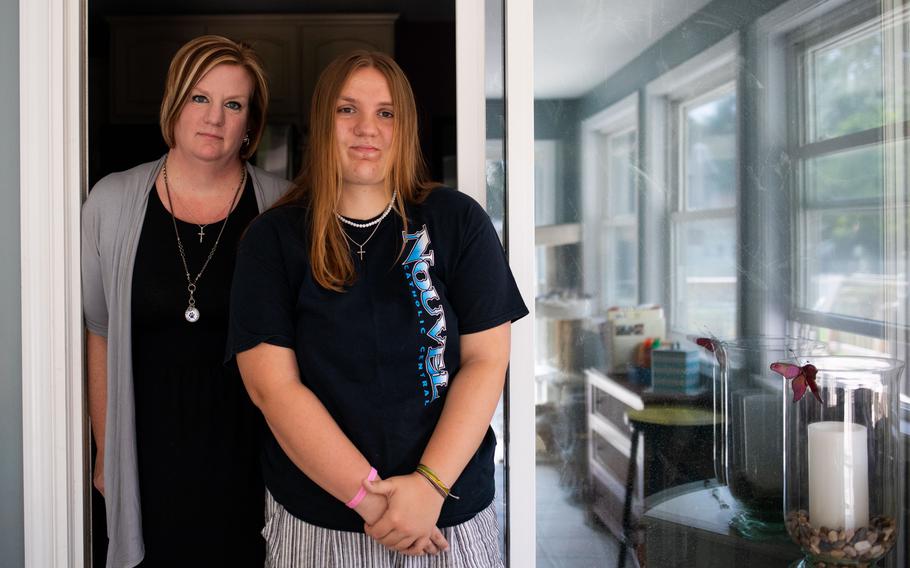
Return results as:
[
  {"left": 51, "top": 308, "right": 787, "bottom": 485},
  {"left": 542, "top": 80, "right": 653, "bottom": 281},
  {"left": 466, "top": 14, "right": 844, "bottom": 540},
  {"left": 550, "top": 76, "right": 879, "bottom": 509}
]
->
[
  {"left": 703, "top": 336, "right": 826, "bottom": 539},
  {"left": 783, "top": 356, "right": 903, "bottom": 567}
]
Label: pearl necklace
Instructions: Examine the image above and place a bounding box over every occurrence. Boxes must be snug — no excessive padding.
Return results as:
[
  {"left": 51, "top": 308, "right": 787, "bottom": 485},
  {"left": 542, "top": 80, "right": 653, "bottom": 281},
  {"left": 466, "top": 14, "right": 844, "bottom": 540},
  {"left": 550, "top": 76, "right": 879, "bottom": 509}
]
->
[{"left": 335, "top": 191, "right": 397, "bottom": 228}]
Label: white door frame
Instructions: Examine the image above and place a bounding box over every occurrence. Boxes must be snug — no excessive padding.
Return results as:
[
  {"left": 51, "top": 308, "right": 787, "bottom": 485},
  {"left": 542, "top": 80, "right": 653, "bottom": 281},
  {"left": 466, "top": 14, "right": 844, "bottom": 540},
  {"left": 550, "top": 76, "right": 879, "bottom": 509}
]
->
[
  {"left": 20, "top": 0, "right": 535, "bottom": 566},
  {"left": 457, "top": 2, "right": 535, "bottom": 566},
  {"left": 502, "top": 1, "right": 536, "bottom": 567},
  {"left": 456, "top": 0, "right": 487, "bottom": 209},
  {"left": 19, "top": 0, "right": 86, "bottom": 566}
]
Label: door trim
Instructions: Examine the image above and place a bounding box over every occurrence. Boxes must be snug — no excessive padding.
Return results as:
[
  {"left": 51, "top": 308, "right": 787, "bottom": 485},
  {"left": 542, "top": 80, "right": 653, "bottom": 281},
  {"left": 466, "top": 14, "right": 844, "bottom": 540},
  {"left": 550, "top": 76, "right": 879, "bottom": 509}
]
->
[
  {"left": 19, "top": 1, "right": 536, "bottom": 566},
  {"left": 504, "top": 1, "right": 536, "bottom": 567},
  {"left": 456, "top": 0, "right": 487, "bottom": 207},
  {"left": 19, "top": 0, "right": 86, "bottom": 566}
]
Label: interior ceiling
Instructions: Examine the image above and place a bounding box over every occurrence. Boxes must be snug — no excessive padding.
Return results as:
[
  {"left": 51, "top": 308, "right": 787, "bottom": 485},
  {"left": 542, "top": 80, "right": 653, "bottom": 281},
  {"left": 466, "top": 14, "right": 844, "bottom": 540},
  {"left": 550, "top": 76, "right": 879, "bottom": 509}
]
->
[{"left": 524, "top": 0, "right": 715, "bottom": 99}]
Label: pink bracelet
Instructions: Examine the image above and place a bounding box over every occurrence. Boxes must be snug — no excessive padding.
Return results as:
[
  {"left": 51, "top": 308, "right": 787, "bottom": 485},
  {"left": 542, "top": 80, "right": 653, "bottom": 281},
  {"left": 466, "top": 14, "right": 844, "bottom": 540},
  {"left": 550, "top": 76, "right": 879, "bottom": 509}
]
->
[{"left": 345, "top": 467, "right": 378, "bottom": 508}]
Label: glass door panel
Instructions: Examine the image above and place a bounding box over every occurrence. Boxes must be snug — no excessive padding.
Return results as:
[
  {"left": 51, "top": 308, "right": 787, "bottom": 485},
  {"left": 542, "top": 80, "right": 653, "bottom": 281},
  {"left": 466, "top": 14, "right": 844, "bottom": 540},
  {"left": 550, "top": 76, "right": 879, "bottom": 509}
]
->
[{"left": 526, "top": 0, "right": 910, "bottom": 567}]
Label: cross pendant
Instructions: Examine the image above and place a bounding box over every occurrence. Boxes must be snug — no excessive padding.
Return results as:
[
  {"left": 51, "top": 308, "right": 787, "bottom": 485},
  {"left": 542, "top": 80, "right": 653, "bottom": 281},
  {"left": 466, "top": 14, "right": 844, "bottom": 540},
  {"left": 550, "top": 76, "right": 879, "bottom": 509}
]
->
[
  {"left": 356, "top": 247, "right": 365, "bottom": 260},
  {"left": 197, "top": 226, "right": 205, "bottom": 243}
]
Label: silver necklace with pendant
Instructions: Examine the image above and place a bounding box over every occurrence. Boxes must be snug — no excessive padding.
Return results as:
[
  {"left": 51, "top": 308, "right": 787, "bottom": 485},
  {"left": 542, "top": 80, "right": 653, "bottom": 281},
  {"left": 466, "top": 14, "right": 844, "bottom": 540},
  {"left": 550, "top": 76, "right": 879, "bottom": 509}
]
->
[
  {"left": 335, "top": 190, "right": 397, "bottom": 260},
  {"left": 163, "top": 159, "right": 246, "bottom": 323},
  {"left": 168, "top": 190, "right": 233, "bottom": 243}
]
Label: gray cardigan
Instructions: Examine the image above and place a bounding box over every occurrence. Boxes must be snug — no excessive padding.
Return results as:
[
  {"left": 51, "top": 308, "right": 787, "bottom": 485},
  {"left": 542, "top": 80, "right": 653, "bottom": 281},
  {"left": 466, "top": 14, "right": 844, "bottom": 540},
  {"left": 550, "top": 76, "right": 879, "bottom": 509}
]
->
[{"left": 81, "top": 156, "right": 290, "bottom": 568}]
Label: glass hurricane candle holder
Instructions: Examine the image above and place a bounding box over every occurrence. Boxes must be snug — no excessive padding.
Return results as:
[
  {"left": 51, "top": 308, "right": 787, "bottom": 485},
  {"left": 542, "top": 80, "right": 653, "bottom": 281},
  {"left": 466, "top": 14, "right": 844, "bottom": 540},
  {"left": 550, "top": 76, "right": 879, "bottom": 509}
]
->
[
  {"left": 782, "top": 356, "right": 904, "bottom": 567},
  {"left": 703, "top": 336, "right": 826, "bottom": 539}
]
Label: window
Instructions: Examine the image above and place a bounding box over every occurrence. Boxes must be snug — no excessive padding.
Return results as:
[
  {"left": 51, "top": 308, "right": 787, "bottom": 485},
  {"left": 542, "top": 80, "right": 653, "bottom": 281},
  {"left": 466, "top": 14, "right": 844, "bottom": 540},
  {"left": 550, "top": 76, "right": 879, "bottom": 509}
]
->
[
  {"left": 600, "top": 127, "right": 639, "bottom": 307},
  {"left": 670, "top": 84, "right": 738, "bottom": 337},
  {"left": 582, "top": 95, "right": 639, "bottom": 309},
  {"left": 790, "top": 2, "right": 909, "bottom": 344}
]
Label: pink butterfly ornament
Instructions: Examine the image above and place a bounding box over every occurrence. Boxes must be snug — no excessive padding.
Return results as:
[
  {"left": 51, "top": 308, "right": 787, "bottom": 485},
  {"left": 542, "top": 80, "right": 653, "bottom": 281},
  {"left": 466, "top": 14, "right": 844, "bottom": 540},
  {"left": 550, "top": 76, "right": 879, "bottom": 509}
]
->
[
  {"left": 770, "top": 361, "right": 822, "bottom": 403},
  {"left": 691, "top": 335, "right": 726, "bottom": 367}
]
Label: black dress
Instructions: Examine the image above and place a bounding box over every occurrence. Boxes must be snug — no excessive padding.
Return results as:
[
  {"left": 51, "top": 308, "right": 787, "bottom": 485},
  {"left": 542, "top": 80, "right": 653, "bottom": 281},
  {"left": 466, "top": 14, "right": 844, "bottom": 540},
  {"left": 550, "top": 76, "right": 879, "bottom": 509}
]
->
[{"left": 130, "top": 178, "right": 265, "bottom": 567}]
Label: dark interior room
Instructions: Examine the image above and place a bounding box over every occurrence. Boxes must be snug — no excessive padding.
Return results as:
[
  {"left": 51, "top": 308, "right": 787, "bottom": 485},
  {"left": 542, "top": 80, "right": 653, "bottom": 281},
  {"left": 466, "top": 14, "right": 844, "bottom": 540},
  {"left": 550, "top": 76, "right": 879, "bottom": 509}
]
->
[{"left": 88, "top": 0, "right": 456, "bottom": 188}]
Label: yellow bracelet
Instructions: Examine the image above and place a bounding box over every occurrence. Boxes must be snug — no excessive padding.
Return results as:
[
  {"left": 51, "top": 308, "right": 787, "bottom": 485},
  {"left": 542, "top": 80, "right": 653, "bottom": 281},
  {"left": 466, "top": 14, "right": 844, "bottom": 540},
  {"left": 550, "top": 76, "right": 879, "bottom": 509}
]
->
[
  {"left": 416, "top": 463, "right": 460, "bottom": 500},
  {"left": 415, "top": 467, "right": 448, "bottom": 499}
]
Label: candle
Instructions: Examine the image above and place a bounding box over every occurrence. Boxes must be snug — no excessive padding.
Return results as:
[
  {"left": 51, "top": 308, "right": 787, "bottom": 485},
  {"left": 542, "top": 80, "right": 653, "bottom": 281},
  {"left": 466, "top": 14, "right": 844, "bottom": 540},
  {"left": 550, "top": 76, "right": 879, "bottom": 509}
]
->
[{"left": 808, "top": 421, "right": 869, "bottom": 530}]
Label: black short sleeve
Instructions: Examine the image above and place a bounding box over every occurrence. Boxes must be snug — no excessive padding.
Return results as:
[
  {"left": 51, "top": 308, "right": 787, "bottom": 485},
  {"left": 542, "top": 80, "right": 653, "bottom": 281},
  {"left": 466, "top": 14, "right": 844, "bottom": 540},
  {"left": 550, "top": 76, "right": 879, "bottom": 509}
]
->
[
  {"left": 224, "top": 191, "right": 527, "bottom": 530},
  {"left": 226, "top": 212, "right": 297, "bottom": 361},
  {"left": 444, "top": 198, "right": 529, "bottom": 334}
]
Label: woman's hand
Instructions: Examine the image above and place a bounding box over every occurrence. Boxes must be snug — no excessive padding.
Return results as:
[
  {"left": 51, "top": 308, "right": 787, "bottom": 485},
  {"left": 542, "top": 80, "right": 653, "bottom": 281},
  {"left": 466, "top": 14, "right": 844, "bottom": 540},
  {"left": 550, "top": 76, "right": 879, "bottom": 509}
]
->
[
  {"left": 353, "top": 485, "right": 388, "bottom": 525},
  {"left": 93, "top": 450, "right": 104, "bottom": 496},
  {"left": 415, "top": 527, "right": 450, "bottom": 556},
  {"left": 363, "top": 473, "right": 450, "bottom": 555}
]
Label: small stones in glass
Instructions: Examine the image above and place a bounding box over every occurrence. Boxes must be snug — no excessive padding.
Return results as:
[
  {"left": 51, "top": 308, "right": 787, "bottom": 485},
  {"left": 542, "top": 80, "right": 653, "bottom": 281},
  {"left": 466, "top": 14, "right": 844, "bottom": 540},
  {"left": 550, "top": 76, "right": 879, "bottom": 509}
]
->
[{"left": 786, "top": 510, "right": 896, "bottom": 565}]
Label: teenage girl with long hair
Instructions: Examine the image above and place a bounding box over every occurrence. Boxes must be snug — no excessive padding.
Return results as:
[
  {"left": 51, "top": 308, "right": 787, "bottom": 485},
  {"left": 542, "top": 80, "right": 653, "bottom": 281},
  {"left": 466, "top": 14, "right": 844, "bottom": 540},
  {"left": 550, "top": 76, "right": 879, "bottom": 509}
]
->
[{"left": 228, "top": 51, "right": 527, "bottom": 567}]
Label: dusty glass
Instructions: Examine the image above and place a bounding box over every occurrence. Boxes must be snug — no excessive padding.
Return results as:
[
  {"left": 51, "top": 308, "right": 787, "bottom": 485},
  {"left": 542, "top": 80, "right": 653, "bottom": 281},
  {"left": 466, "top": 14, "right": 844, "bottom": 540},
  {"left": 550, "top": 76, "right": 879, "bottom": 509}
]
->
[
  {"left": 530, "top": 0, "right": 908, "bottom": 567},
  {"left": 683, "top": 90, "right": 737, "bottom": 211}
]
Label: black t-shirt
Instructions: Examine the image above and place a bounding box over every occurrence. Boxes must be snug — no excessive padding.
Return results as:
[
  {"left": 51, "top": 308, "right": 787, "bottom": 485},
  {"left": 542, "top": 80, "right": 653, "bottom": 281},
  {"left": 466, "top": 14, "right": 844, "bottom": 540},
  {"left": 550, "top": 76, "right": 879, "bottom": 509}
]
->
[{"left": 227, "top": 187, "right": 528, "bottom": 532}]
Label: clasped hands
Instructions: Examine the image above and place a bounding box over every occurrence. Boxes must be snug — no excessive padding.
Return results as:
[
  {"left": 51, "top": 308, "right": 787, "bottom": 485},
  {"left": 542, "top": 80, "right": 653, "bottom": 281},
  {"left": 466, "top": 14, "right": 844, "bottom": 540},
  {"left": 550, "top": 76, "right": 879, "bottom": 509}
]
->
[{"left": 354, "top": 472, "right": 450, "bottom": 556}]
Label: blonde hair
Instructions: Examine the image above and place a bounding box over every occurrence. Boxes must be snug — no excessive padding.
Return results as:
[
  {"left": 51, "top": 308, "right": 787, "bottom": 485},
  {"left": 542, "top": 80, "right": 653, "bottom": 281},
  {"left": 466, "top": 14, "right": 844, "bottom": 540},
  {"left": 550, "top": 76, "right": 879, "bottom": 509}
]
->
[
  {"left": 159, "top": 35, "right": 269, "bottom": 160},
  {"left": 273, "top": 50, "right": 437, "bottom": 292}
]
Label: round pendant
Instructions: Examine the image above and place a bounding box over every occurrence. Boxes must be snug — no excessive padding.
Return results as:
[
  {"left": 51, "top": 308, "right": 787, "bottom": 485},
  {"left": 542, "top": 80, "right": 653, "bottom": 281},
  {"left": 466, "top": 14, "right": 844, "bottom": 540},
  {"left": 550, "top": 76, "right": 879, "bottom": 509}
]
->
[{"left": 184, "top": 306, "right": 200, "bottom": 323}]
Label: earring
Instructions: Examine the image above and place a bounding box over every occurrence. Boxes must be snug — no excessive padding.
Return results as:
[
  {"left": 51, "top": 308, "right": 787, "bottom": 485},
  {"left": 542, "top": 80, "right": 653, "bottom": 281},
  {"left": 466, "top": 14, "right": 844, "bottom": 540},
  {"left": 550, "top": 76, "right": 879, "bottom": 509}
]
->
[{"left": 242, "top": 132, "right": 251, "bottom": 146}]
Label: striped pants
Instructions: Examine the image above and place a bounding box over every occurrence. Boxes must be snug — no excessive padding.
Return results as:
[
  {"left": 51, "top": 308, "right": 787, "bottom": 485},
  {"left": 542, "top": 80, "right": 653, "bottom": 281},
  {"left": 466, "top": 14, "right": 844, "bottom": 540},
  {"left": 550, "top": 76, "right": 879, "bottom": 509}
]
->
[{"left": 263, "top": 490, "right": 504, "bottom": 568}]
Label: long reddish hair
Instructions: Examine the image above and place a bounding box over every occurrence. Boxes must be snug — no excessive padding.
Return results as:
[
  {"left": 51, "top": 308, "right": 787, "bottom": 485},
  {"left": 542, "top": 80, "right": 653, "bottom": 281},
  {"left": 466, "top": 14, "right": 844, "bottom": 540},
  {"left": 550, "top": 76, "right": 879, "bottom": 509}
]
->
[{"left": 273, "top": 51, "right": 437, "bottom": 291}]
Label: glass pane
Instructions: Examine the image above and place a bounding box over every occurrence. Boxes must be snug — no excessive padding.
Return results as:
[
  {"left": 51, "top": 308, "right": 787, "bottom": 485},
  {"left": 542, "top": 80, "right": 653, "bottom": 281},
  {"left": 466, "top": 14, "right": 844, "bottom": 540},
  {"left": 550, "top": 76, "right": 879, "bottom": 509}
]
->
[
  {"left": 800, "top": 144, "right": 897, "bottom": 324},
  {"left": 803, "top": 208, "right": 887, "bottom": 319},
  {"left": 809, "top": 28, "right": 884, "bottom": 142},
  {"left": 485, "top": 0, "right": 506, "bottom": 558},
  {"left": 684, "top": 89, "right": 737, "bottom": 211},
  {"left": 535, "top": 241, "right": 586, "bottom": 380},
  {"left": 674, "top": 217, "right": 738, "bottom": 338},
  {"left": 528, "top": 0, "right": 908, "bottom": 566},
  {"left": 536, "top": 140, "right": 560, "bottom": 226},
  {"left": 605, "top": 225, "right": 637, "bottom": 307},
  {"left": 607, "top": 130, "right": 637, "bottom": 217},
  {"left": 486, "top": 139, "right": 506, "bottom": 239},
  {"left": 806, "top": 144, "right": 883, "bottom": 203}
]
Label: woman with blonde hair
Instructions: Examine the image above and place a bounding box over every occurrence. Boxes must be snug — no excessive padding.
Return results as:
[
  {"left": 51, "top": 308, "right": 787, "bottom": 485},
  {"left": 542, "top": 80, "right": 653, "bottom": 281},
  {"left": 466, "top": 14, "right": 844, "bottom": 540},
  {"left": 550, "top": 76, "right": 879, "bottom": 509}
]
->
[
  {"left": 228, "top": 50, "right": 527, "bottom": 567},
  {"left": 83, "top": 35, "right": 289, "bottom": 567}
]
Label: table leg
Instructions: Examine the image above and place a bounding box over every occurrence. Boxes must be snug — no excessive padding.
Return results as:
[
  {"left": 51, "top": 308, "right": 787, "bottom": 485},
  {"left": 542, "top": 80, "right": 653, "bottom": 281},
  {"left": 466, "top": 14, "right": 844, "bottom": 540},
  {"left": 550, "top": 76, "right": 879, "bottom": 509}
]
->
[{"left": 618, "top": 423, "right": 641, "bottom": 568}]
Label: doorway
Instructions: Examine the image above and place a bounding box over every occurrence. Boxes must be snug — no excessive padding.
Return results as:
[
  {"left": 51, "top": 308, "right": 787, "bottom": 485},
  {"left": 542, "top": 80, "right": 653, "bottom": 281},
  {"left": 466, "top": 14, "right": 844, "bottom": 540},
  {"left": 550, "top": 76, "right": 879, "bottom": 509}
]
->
[
  {"left": 22, "top": 1, "right": 538, "bottom": 566},
  {"left": 86, "top": 2, "right": 464, "bottom": 567}
]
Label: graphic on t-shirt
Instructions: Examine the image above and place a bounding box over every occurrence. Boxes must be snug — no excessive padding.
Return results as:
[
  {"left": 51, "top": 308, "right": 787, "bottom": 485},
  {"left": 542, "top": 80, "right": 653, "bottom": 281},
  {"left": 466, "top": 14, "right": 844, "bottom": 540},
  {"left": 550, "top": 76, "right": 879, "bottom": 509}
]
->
[{"left": 402, "top": 224, "right": 449, "bottom": 406}]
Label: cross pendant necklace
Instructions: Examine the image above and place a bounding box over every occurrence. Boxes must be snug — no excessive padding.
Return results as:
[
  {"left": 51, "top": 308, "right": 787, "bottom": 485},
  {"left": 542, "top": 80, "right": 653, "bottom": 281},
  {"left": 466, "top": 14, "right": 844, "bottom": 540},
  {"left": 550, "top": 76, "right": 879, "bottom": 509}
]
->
[
  {"left": 340, "top": 218, "right": 384, "bottom": 260},
  {"left": 162, "top": 158, "right": 246, "bottom": 323},
  {"left": 336, "top": 190, "right": 398, "bottom": 261}
]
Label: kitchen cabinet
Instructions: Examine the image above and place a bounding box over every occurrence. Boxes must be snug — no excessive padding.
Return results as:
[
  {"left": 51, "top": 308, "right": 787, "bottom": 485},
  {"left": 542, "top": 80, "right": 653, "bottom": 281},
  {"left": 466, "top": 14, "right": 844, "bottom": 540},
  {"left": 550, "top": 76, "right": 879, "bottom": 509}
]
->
[{"left": 108, "top": 14, "right": 397, "bottom": 126}]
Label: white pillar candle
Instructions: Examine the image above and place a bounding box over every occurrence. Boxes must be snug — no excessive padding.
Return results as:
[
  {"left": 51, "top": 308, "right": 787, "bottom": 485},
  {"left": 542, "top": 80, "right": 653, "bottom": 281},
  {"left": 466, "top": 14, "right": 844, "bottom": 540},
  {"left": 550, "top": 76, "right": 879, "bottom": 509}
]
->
[{"left": 808, "top": 421, "right": 869, "bottom": 530}]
